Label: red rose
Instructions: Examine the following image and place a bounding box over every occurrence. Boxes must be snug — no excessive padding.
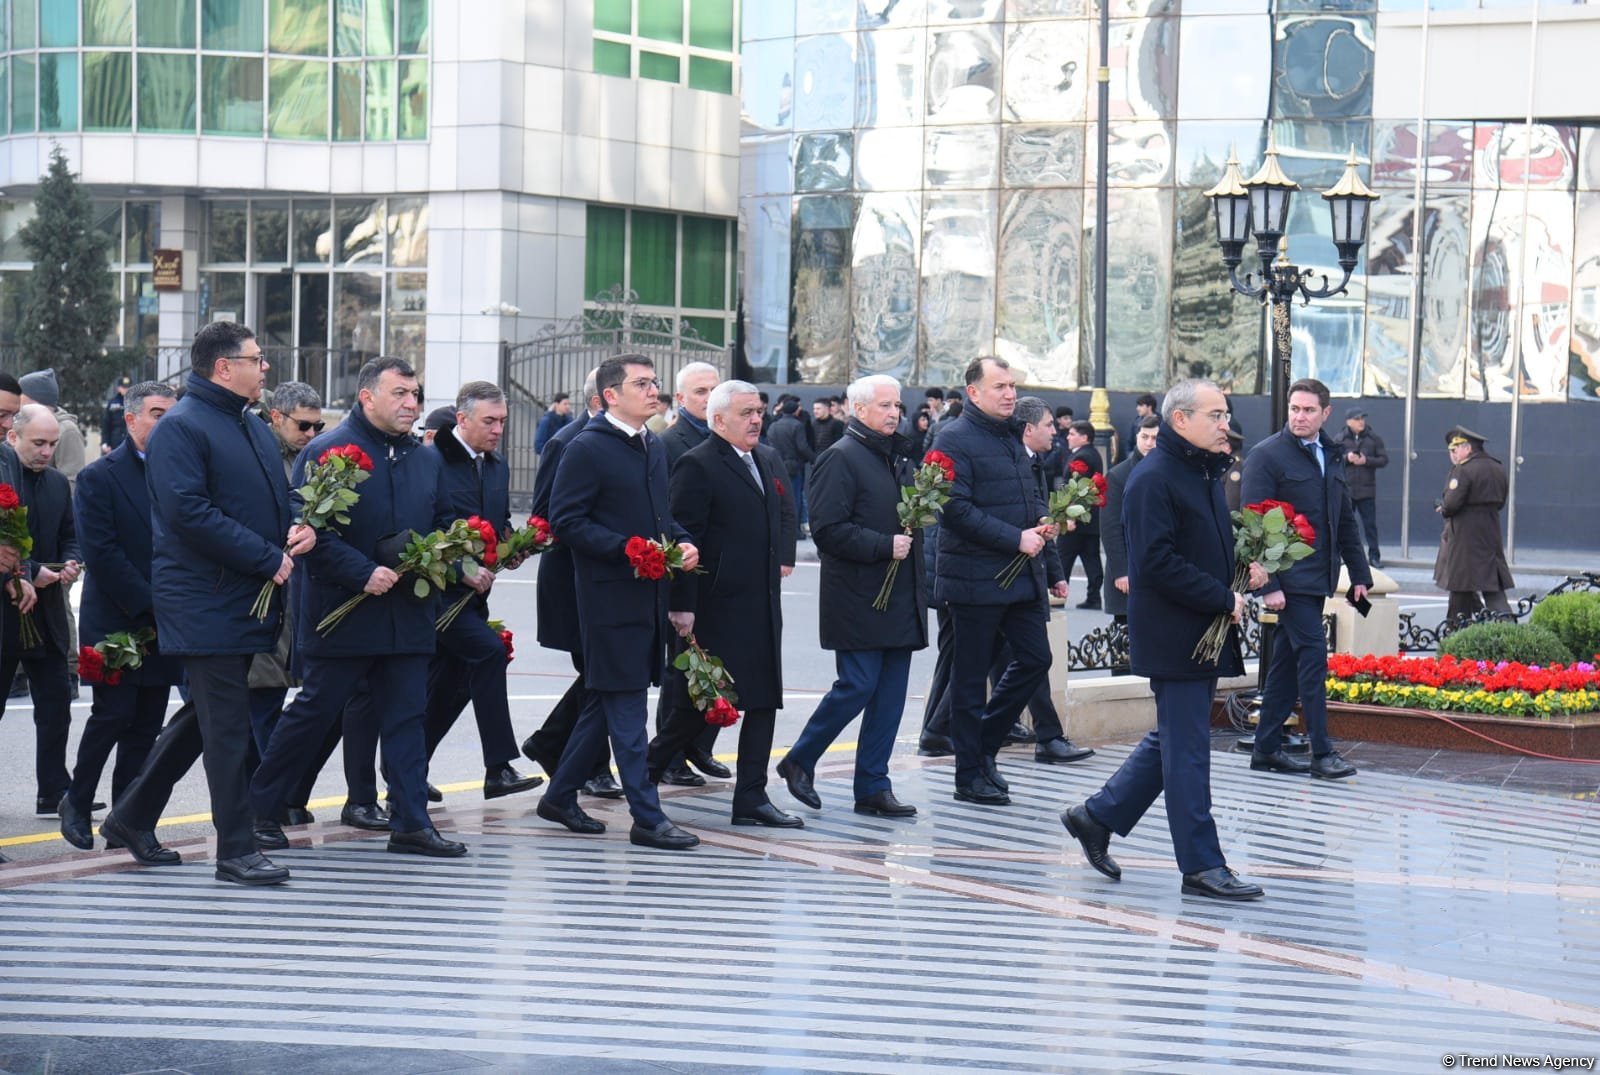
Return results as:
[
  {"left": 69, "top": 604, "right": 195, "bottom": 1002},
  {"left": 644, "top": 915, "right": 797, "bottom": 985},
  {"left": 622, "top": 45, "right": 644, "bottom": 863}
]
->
[
  {"left": 625, "top": 536, "right": 651, "bottom": 560},
  {"left": 705, "top": 696, "right": 740, "bottom": 727},
  {"left": 1070, "top": 459, "right": 1090, "bottom": 476},
  {"left": 78, "top": 646, "right": 105, "bottom": 685},
  {"left": 923, "top": 451, "right": 956, "bottom": 482},
  {"left": 1292, "top": 514, "right": 1317, "bottom": 545},
  {"left": 0, "top": 484, "right": 17, "bottom": 511},
  {"left": 104, "top": 668, "right": 123, "bottom": 686},
  {"left": 499, "top": 628, "right": 514, "bottom": 662},
  {"left": 1091, "top": 472, "right": 1108, "bottom": 492},
  {"left": 528, "top": 515, "right": 552, "bottom": 542}
]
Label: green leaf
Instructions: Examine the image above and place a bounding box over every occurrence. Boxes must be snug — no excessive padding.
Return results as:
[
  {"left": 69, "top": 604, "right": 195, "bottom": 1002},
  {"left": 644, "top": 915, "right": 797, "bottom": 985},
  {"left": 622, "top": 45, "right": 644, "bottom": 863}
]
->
[{"left": 413, "top": 578, "right": 431, "bottom": 599}]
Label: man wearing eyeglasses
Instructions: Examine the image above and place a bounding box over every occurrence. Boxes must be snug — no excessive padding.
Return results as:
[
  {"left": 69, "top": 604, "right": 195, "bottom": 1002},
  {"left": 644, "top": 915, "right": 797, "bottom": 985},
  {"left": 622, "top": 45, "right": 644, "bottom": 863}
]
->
[{"left": 1241, "top": 377, "right": 1371, "bottom": 782}]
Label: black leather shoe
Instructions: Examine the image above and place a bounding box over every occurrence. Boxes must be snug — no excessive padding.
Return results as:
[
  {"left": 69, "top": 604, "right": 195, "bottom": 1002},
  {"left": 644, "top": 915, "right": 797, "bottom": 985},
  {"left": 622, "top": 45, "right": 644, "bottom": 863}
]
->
[
  {"left": 1036, "top": 737, "right": 1096, "bottom": 763},
  {"left": 426, "top": 782, "right": 443, "bottom": 802},
  {"left": 582, "top": 773, "right": 624, "bottom": 798},
  {"left": 35, "top": 796, "right": 100, "bottom": 817},
  {"left": 1250, "top": 750, "right": 1311, "bottom": 775},
  {"left": 536, "top": 797, "right": 606, "bottom": 834},
  {"left": 388, "top": 826, "right": 468, "bottom": 857},
  {"left": 954, "top": 777, "right": 1011, "bottom": 806},
  {"left": 59, "top": 794, "right": 93, "bottom": 850},
  {"left": 732, "top": 802, "right": 804, "bottom": 828},
  {"left": 340, "top": 801, "right": 391, "bottom": 830},
  {"left": 100, "top": 813, "right": 180, "bottom": 866},
  {"left": 1003, "top": 722, "right": 1032, "bottom": 745},
  {"left": 658, "top": 764, "right": 706, "bottom": 787},
  {"left": 685, "top": 745, "right": 732, "bottom": 779},
  {"left": 1311, "top": 751, "right": 1358, "bottom": 780},
  {"left": 1061, "top": 803, "right": 1120, "bottom": 880},
  {"left": 253, "top": 817, "right": 289, "bottom": 850},
  {"left": 521, "top": 735, "right": 560, "bottom": 775},
  {"left": 484, "top": 764, "right": 544, "bottom": 800},
  {"left": 283, "top": 806, "right": 315, "bottom": 826},
  {"left": 854, "top": 790, "right": 917, "bottom": 817},
  {"left": 629, "top": 820, "right": 700, "bottom": 850},
  {"left": 917, "top": 735, "right": 954, "bottom": 757},
  {"left": 982, "top": 755, "right": 1010, "bottom": 792},
  {"left": 1075, "top": 598, "right": 1102, "bottom": 610},
  {"left": 1181, "top": 866, "right": 1264, "bottom": 901},
  {"left": 776, "top": 755, "right": 821, "bottom": 810},
  {"left": 216, "top": 851, "right": 290, "bottom": 886},
  {"left": 0, "top": 850, "right": 8, "bottom": 864}
]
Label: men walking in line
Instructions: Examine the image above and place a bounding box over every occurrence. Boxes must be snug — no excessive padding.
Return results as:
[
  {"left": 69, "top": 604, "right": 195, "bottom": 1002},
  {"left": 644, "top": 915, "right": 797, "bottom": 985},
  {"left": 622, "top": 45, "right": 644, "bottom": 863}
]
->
[
  {"left": 1063, "top": 379, "right": 1268, "bottom": 901},
  {"left": 104, "top": 322, "right": 313, "bottom": 885},
  {"left": 649, "top": 380, "right": 798, "bottom": 828},
  {"left": 1336, "top": 406, "right": 1388, "bottom": 569},
  {"left": 539, "top": 354, "right": 702, "bottom": 850},
  {"left": 1103, "top": 416, "right": 1160, "bottom": 625},
  {"left": 1241, "top": 378, "right": 1370, "bottom": 781},
  {"left": 1434, "top": 425, "right": 1514, "bottom": 621},
  {"left": 780, "top": 375, "right": 925, "bottom": 817},
  {"left": 59, "top": 383, "right": 181, "bottom": 849}
]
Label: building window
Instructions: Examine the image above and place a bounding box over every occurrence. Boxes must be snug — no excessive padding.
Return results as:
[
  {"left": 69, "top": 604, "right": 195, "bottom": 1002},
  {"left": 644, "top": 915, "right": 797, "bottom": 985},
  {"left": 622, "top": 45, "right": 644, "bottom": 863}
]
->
[
  {"left": 593, "top": 0, "right": 737, "bottom": 96},
  {"left": 584, "top": 203, "right": 735, "bottom": 346}
]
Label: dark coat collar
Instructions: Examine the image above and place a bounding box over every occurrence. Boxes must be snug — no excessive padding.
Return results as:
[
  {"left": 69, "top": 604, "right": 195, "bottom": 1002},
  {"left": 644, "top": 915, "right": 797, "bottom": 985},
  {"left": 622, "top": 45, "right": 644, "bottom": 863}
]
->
[
  {"left": 435, "top": 423, "right": 498, "bottom": 467},
  {"left": 185, "top": 372, "right": 255, "bottom": 415},
  {"left": 348, "top": 402, "right": 416, "bottom": 454},
  {"left": 844, "top": 418, "right": 908, "bottom": 460},
  {"left": 1155, "top": 423, "right": 1233, "bottom": 480},
  {"left": 963, "top": 403, "right": 1017, "bottom": 439}
]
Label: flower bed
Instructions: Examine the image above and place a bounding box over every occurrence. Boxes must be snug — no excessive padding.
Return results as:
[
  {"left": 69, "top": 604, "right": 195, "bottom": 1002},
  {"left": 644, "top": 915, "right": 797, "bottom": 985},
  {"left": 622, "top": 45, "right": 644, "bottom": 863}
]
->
[{"left": 1326, "top": 653, "right": 1600, "bottom": 719}]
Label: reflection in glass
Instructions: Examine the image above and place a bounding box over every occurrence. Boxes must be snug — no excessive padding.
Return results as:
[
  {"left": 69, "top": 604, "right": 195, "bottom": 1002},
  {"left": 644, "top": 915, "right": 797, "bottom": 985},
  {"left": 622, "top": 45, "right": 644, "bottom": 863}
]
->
[
  {"left": 856, "top": 128, "right": 924, "bottom": 191},
  {"left": 1474, "top": 122, "right": 1577, "bottom": 191},
  {"left": 1373, "top": 120, "right": 1471, "bottom": 189},
  {"left": 1271, "top": 15, "right": 1374, "bottom": 119},
  {"left": 85, "top": 0, "right": 133, "bottom": 47},
  {"left": 928, "top": 26, "right": 1002, "bottom": 124},
  {"left": 1512, "top": 191, "right": 1572, "bottom": 400},
  {"left": 335, "top": 0, "right": 364, "bottom": 55},
  {"left": 853, "top": 193, "right": 920, "bottom": 379},
  {"left": 202, "top": 55, "right": 264, "bottom": 136},
  {"left": 1417, "top": 193, "right": 1471, "bottom": 397},
  {"left": 1083, "top": 188, "right": 1172, "bottom": 391},
  {"left": 398, "top": 0, "right": 428, "bottom": 52},
  {"left": 928, "top": 0, "right": 1003, "bottom": 21},
  {"left": 41, "top": 1, "right": 80, "bottom": 46},
  {"left": 296, "top": 201, "right": 333, "bottom": 262},
  {"left": 998, "top": 189, "right": 1081, "bottom": 387},
  {"left": 741, "top": 132, "right": 792, "bottom": 197},
  {"left": 269, "top": 59, "right": 329, "bottom": 139},
  {"left": 126, "top": 202, "right": 161, "bottom": 264},
  {"left": 388, "top": 271, "right": 427, "bottom": 376},
  {"left": 741, "top": 196, "right": 792, "bottom": 381},
  {"left": 139, "top": 53, "right": 196, "bottom": 133},
  {"left": 1271, "top": 118, "right": 1371, "bottom": 189},
  {"left": 140, "top": 0, "right": 195, "bottom": 47},
  {"left": 796, "top": 2, "right": 852, "bottom": 35},
  {"left": 920, "top": 191, "right": 996, "bottom": 386},
  {"left": 794, "top": 34, "right": 856, "bottom": 132},
  {"left": 124, "top": 273, "right": 158, "bottom": 351},
  {"left": 12, "top": 55, "right": 37, "bottom": 133},
  {"left": 859, "top": 0, "right": 928, "bottom": 27},
  {"left": 254, "top": 201, "right": 290, "bottom": 263},
  {"left": 791, "top": 194, "right": 856, "bottom": 385},
  {"left": 387, "top": 197, "right": 429, "bottom": 268},
  {"left": 398, "top": 57, "right": 427, "bottom": 139},
  {"left": 741, "top": 39, "right": 794, "bottom": 131},
  {"left": 1005, "top": 0, "right": 1088, "bottom": 14},
  {"left": 206, "top": 202, "right": 249, "bottom": 263},
  {"left": 366, "top": 59, "right": 396, "bottom": 140},
  {"left": 202, "top": 0, "right": 264, "bottom": 51},
  {"left": 1469, "top": 186, "right": 1515, "bottom": 400},
  {"left": 1174, "top": 119, "right": 1265, "bottom": 186},
  {"left": 1363, "top": 191, "right": 1417, "bottom": 396},
  {"left": 1002, "top": 124, "right": 1084, "bottom": 187},
  {"left": 40, "top": 53, "right": 79, "bottom": 131},
  {"left": 200, "top": 271, "right": 246, "bottom": 323},
  {"left": 271, "top": 0, "right": 329, "bottom": 55},
  {"left": 337, "top": 199, "right": 385, "bottom": 265},
  {"left": 1170, "top": 187, "right": 1262, "bottom": 392},
  {"left": 1571, "top": 192, "right": 1600, "bottom": 400},
  {"left": 1109, "top": 18, "right": 1177, "bottom": 120},
  {"left": 1085, "top": 118, "right": 1173, "bottom": 186},
  {"left": 84, "top": 52, "right": 133, "bottom": 130},
  {"left": 366, "top": 0, "right": 396, "bottom": 53},
  {"left": 925, "top": 125, "right": 998, "bottom": 189},
  {"left": 795, "top": 132, "right": 853, "bottom": 192},
  {"left": 334, "top": 63, "right": 362, "bottom": 140},
  {"left": 332, "top": 272, "right": 385, "bottom": 399},
  {"left": 1281, "top": 184, "right": 1365, "bottom": 395},
  {"left": 1002, "top": 21, "right": 1086, "bottom": 123},
  {"left": 856, "top": 28, "right": 925, "bottom": 128},
  {"left": 1177, "top": 16, "right": 1269, "bottom": 120},
  {"left": 744, "top": 0, "right": 795, "bottom": 42}
]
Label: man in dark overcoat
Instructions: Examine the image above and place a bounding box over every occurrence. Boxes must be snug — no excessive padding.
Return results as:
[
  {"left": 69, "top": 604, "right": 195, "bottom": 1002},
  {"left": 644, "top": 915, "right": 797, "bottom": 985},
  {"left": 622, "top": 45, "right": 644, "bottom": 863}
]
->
[
  {"left": 1240, "top": 377, "right": 1370, "bottom": 781},
  {"left": 1103, "top": 416, "right": 1159, "bottom": 621},
  {"left": 779, "top": 375, "right": 926, "bottom": 817},
  {"left": 1062, "top": 379, "right": 1267, "bottom": 901},
  {"left": 419, "top": 381, "right": 542, "bottom": 801},
  {"left": 1434, "top": 426, "right": 1514, "bottom": 620},
  {"left": 540, "top": 354, "right": 701, "bottom": 851},
  {"left": 1057, "top": 419, "right": 1105, "bottom": 610},
  {"left": 59, "top": 383, "right": 182, "bottom": 849},
  {"left": 1335, "top": 406, "right": 1388, "bottom": 568},
  {"left": 250, "top": 356, "right": 466, "bottom": 860},
  {"left": 103, "top": 321, "right": 314, "bottom": 885},
  {"left": 648, "top": 379, "right": 798, "bottom": 826},
  {"left": 1, "top": 406, "right": 81, "bottom": 816}
]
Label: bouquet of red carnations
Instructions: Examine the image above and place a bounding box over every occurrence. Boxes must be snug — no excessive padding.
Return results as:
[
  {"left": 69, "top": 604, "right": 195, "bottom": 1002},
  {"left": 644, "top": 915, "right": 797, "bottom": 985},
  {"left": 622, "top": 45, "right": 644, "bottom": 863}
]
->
[
  {"left": 435, "top": 514, "right": 556, "bottom": 630},
  {"left": 488, "top": 619, "right": 514, "bottom": 662},
  {"left": 0, "top": 483, "right": 42, "bottom": 647},
  {"left": 252, "top": 443, "right": 375, "bottom": 620},
  {"left": 1192, "top": 498, "right": 1317, "bottom": 664},
  {"left": 316, "top": 517, "right": 489, "bottom": 636},
  {"left": 673, "top": 634, "right": 740, "bottom": 727},
  {"left": 996, "top": 461, "right": 1107, "bottom": 590},
  {"left": 625, "top": 535, "right": 697, "bottom": 580},
  {"left": 872, "top": 451, "right": 954, "bottom": 611},
  {"left": 78, "top": 628, "right": 157, "bottom": 686}
]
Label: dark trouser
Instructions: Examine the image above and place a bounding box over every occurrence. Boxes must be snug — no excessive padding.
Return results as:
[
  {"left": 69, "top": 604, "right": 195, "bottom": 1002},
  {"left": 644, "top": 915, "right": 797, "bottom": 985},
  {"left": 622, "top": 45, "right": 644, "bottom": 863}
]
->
[
  {"left": 547, "top": 688, "right": 666, "bottom": 829},
  {"left": 67, "top": 682, "right": 170, "bottom": 813},
  {"left": 1085, "top": 677, "right": 1225, "bottom": 876},
  {"left": 789, "top": 647, "right": 913, "bottom": 801},
  {"left": 790, "top": 467, "right": 808, "bottom": 526},
  {"left": 0, "top": 645, "right": 72, "bottom": 803},
  {"left": 251, "top": 655, "right": 431, "bottom": 834},
  {"left": 948, "top": 601, "right": 1052, "bottom": 785},
  {"left": 112, "top": 701, "right": 199, "bottom": 830},
  {"left": 1255, "top": 592, "right": 1333, "bottom": 757},
  {"left": 252, "top": 684, "right": 379, "bottom": 807},
  {"left": 1352, "top": 497, "right": 1381, "bottom": 563},
  {"left": 920, "top": 607, "right": 954, "bottom": 741},
  {"left": 654, "top": 637, "right": 720, "bottom": 769},
  {"left": 523, "top": 654, "right": 612, "bottom": 778},
  {"left": 990, "top": 640, "right": 1063, "bottom": 742},
  {"left": 422, "top": 613, "right": 519, "bottom": 769},
  {"left": 1448, "top": 590, "right": 1512, "bottom": 621},
  {"left": 183, "top": 655, "right": 258, "bottom": 860},
  {"left": 651, "top": 700, "right": 776, "bottom": 813},
  {"left": 1057, "top": 530, "right": 1104, "bottom": 595}
]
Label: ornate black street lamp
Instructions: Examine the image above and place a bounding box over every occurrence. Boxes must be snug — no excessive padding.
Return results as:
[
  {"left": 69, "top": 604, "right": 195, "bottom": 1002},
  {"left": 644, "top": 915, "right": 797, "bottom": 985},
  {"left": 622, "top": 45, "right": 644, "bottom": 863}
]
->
[{"left": 1203, "top": 136, "right": 1379, "bottom": 430}]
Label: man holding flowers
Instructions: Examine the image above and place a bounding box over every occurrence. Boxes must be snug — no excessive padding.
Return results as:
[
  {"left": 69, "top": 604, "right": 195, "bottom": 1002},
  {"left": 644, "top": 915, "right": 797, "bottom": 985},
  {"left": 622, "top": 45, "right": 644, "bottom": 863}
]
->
[
  {"left": 1240, "top": 378, "right": 1371, "bottom": 781},
  {"left": 250, "top": 356, "right": 468, "bottom": 860}
]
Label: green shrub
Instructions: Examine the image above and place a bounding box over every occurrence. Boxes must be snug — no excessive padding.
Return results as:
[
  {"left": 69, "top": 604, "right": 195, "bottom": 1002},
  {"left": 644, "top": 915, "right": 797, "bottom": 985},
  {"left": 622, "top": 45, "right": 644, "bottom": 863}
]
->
[
  {"left": 1529, "top": 591, "right": 1600, "bottom": 663},
  {"left": 1438, "top": 621, "right": 1575, "bottom": 666}
]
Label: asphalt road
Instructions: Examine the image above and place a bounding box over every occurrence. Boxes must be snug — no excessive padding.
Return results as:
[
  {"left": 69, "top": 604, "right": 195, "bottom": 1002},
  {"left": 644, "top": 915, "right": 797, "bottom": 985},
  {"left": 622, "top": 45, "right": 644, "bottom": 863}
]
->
[{"left": 0, "top": 550, "right": 1580, "bottom": 862}]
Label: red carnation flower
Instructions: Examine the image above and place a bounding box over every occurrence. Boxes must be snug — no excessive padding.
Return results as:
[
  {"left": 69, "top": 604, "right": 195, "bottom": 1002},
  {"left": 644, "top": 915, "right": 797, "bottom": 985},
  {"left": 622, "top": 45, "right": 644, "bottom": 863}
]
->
[
  {"left": 78, "top": 645, "right": 106, "bottom": 685},
  {"left": 0, "top": 484, "right": 19, "bottom": 510},
  {"left": 1292, "top": 514, "right": 1317, "bottom": 545},
  {"left": 499, "top": 628, "right": 514, "bottom": 662},
  {"left": 1091, "top": 472, "right": 1108, "bottom": 492},
  {"left": 527, "top": 515, "right": 552, "bottom": 542},
  {"left": 1069, "top": 459, "right": 1090, "bottom": 475},
  {"left": 625, "top": 536, "right": 651, "bottom": 560},
  {"left": 923, "top": 450, "right": 956, "bottom": 482}
]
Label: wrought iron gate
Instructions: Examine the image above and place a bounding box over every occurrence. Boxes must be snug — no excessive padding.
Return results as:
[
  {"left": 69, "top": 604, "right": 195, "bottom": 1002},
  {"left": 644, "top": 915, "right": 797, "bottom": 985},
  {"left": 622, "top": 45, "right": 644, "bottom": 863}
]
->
[{"left": 500, "top": 289, "right": 730, "bottom": 508}]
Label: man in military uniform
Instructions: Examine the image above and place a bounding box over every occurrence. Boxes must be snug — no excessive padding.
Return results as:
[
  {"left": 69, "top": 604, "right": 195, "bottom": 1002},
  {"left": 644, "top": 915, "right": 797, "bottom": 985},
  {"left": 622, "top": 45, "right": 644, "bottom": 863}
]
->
[{"left": 1434, "top": 426, "right": 1514, "bottom": 621}]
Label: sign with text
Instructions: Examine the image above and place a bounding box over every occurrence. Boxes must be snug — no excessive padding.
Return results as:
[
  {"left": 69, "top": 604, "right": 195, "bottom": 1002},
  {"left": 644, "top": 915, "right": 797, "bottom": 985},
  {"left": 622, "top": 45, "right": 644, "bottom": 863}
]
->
[{"left": 152, "top": 249, "right": 183, "bottom": 291}]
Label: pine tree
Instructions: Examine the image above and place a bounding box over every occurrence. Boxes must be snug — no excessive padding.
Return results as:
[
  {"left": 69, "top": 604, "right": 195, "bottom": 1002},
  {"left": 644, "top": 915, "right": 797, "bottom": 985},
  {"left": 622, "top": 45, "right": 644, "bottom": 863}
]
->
[{"left": 17, "top": 145, "right": 119, "bottom": 413}]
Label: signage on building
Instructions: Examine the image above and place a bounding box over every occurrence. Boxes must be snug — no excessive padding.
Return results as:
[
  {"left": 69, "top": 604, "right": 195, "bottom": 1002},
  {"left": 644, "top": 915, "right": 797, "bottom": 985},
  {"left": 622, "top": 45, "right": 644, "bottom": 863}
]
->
[{"left": 152, "top": 249, "right": 183, "bottom": 291}]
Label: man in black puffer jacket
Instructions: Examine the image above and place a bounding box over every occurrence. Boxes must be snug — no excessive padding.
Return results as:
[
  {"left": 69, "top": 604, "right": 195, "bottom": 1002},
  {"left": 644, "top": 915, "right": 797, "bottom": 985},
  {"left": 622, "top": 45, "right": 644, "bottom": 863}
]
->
[{"left": 933, "top": 356, "right": 1064, "bottom": 807}]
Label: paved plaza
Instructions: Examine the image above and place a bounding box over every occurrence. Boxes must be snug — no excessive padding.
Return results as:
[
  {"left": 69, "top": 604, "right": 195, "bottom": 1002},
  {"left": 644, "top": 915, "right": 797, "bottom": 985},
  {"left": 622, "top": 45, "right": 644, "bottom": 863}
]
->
[{"left": 2, "top": 731, "right": 1598, "bottom": 1074}]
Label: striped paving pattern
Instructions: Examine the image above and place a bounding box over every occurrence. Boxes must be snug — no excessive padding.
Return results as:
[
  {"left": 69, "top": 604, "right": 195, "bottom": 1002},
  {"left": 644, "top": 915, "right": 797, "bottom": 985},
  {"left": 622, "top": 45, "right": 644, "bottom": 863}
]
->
[{"left": 2, "top": 745, "right": 1599, "bottom": 1073}]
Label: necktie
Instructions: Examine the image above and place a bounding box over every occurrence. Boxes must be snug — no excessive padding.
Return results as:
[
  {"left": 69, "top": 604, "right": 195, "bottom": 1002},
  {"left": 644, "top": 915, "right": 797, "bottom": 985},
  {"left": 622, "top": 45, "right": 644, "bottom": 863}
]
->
[
  {"left": 1304, "top": 439, "right": 1323, "bottom": 475},
  {"left": 742, "top": 452, "right": 763, "bottom": 493}
]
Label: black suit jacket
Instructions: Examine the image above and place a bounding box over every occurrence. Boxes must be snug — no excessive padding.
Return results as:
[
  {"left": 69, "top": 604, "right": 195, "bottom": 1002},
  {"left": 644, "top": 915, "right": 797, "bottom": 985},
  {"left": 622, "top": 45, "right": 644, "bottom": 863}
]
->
[
  {"left": 660, "top": 415, "right": 710, "bottom": 469},
  {"left": 430, "top": 426, "right": 511, "bottom": 617},
  {"left": 533, "top": 412, "right": 588, "bottom": 654},
  {"left": 7, "top": 457, "right": 79, "bottom": 656},
  {"left": 1240, "top": 426, "right": 1371, "bottom": 598}
]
